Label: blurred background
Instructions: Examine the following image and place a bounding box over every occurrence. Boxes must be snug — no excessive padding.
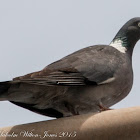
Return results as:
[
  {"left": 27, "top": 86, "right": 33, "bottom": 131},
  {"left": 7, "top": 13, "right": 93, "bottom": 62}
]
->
[{"left": 0, "top": 0, "right": 140, "bottom": 127}]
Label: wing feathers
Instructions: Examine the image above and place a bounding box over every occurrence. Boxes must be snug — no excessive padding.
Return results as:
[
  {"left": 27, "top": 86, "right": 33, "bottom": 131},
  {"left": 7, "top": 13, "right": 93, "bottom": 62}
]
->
[{"left": 16, "top": 71, "right": 86, "bottom": 86}]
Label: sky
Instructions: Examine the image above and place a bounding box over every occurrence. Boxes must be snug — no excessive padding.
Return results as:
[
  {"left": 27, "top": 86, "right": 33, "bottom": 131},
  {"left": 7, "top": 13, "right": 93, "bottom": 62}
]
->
[{"left": 0, "top": 0, "right": 140, "bottom": 127}]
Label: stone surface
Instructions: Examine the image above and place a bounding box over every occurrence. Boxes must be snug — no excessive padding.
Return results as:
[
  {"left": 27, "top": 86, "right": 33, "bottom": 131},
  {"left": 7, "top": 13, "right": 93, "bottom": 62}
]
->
[{"left": 0, "top": 106, "right": 140, "bottom": 140}]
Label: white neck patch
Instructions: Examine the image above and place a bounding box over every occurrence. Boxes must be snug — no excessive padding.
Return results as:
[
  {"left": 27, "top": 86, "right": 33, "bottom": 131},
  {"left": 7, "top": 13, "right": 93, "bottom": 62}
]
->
[{"left": 109, "top": 39, "right": 127, "bottom": 53}]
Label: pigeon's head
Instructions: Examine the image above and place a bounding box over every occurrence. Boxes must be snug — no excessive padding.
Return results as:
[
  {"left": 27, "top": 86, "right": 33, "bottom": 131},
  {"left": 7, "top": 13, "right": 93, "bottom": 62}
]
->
[
  {"left": 116, "top": 17, "right": 140, "bottom": 41},
  {"left": 111, "top": 17, "right": 140, "bottom": 54},
  {"left": 124, "top": 17, "right": 140, "bottom": 39}
]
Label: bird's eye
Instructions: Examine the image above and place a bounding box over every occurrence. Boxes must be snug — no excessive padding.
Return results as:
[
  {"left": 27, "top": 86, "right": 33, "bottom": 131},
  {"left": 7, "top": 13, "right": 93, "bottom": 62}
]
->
[{"left": 138, "top": 22, "right": 140, "bottom": 27}]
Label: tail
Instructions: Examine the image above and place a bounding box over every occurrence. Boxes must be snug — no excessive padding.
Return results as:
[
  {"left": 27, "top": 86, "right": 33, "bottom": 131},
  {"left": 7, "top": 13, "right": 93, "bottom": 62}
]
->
[{"left": 0, "top": 81, "right": 11, "bottom": 100}]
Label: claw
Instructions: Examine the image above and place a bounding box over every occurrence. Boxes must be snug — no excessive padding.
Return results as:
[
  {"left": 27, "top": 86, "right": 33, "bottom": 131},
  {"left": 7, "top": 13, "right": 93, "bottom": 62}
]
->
[{"left": 98, "top": 104, "right": 112, "bottom": 112}]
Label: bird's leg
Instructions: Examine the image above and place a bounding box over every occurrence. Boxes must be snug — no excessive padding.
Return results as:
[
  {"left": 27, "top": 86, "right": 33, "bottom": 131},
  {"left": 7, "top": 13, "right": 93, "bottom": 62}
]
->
[{"left": 98, "top": 104, "right": 112, "bottom": 112}]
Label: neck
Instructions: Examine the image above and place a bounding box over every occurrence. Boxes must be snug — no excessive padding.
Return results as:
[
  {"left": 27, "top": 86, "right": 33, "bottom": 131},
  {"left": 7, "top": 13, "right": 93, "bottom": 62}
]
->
[
  {"left": 109, "top": 29, "right": 139, "bottom": 56},
  {"left": 110, "top": 38, "right": 127, "bottom": 53}
]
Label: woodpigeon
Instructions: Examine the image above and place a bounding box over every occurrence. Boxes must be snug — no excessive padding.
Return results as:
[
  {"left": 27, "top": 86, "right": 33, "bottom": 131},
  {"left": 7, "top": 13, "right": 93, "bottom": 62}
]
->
[{"left": 0, "top": 17, "right": 140, "bottom": 118}]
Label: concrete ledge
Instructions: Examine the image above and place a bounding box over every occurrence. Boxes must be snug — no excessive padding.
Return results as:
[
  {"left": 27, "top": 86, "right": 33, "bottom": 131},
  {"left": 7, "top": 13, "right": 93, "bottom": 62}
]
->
[{"left": 0, "top": 106, "right": 140, "bottom": 140}]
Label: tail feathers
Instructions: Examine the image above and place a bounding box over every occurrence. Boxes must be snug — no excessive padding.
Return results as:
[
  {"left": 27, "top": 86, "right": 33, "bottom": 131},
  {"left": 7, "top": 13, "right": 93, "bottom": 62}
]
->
[{"left": 0, "top": 81, "right": 11, "bottom": 94}]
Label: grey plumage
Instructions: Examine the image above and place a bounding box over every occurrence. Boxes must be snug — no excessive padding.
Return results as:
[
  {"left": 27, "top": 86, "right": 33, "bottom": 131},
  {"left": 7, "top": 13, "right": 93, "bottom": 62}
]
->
[{"left": 0, "top": 17, "right": 140, "bottom": 118}]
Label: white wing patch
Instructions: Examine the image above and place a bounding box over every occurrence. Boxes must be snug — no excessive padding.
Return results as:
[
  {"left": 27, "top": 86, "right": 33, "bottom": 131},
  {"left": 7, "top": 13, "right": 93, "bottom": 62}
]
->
[
  {"left": 109, "top": 39, "right": 127, "bottom": 53},
  {"left": 98, "top": 77, "right": 115, "bottom": 85}
]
